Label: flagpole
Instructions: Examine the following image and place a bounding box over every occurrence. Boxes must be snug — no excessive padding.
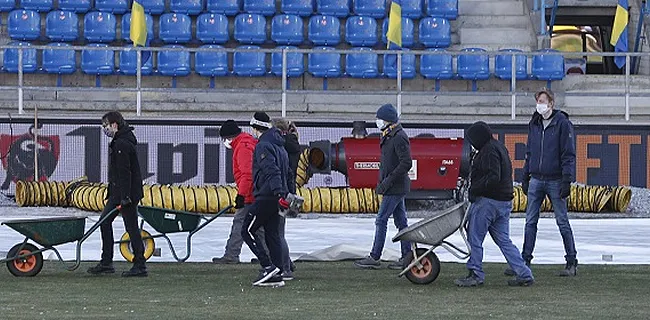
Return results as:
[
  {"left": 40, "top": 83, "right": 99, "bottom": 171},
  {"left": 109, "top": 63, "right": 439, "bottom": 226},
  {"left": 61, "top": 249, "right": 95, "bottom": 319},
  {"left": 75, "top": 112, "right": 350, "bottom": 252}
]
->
[
  {"left": 396, "top": 53, "right": 402, "bottom": 116},
  {"left": 136, "top": 49, "right": 142, "bottom": 116}
]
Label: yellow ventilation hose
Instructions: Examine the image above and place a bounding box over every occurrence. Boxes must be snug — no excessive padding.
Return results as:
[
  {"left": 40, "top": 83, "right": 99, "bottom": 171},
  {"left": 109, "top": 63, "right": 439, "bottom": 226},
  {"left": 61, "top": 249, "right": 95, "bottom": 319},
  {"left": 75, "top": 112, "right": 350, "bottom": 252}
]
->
[
  {"left": 512, "top": 185, "right": 631, "bottom": 213},
  {"left": 15, "top": 180, "right": 69, "bottom": 207},
  {"left": 296, "top": 148, "right": 313, "bottom": 187},
  {"left": 297, "top": 187, "right": 382, "bottom": 213}
]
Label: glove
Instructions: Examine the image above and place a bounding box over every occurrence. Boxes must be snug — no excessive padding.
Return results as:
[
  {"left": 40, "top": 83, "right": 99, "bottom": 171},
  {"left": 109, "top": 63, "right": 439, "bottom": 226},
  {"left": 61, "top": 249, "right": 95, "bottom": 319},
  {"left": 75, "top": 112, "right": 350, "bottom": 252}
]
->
[
  {"left": 234, "top": 194, "right": 245, "bottom": 209},
  {"left": 278, "top": 197, "right": 290, "bottom": 210},
  {"left": 560, "top": 177, "right": 571, "bottom": 199},
  {"left": 375, "top": 180, "right": 388, "bottom": 195},
  {"left": 521, "top": 175, "right": 530, "bottom": 196},
  {"left": 118, "top": 197, "right": 132, "bottom": 210}
]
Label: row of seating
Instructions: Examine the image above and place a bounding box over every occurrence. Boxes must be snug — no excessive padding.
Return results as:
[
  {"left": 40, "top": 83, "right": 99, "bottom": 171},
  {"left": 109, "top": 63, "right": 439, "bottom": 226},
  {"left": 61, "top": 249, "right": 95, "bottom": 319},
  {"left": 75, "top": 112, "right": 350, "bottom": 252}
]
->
[
  {"left": 0, "top": 0, "right": 459, "bottom": 19},
  {"left": 2, "top": 43, "right": 565, "bottom": 82},
  {"left": 6, "top": 10, "right": 452, "bottom": 48}
]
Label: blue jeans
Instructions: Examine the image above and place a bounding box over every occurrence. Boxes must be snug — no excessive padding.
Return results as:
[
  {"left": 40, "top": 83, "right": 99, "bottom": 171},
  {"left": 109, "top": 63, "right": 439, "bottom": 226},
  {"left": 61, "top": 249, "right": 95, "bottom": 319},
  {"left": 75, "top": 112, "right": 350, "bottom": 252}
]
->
[
  {"left": 467, "top": 197, "right": 533, "bottom": 282},
  {"left": 370, "top": 195, "right": 411, "bottom": 260},
  {"left": 522, "top": 178, "right": 577, "bottom": 263}
]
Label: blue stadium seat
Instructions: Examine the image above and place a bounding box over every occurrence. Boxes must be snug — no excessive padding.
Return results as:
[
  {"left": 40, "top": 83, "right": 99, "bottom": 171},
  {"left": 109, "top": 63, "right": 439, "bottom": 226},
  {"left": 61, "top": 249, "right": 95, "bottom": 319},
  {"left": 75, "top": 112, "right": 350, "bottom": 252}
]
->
[
  {"left": 46, "top": 10, "right": 79, "bottom": 42},
  {"left": 271, "top": 46, "right": 304, "bottom": 77},
  {"left": 195, "top": 44, "right": 229, "bottom": 77},
  {"left": 2, "top": 42, "right": 38, "bottom": 73},
  {"left": 42, "top": 43, "right": 76, "bottom": 74},
  {"left": 158, "top": 45, "right": 191, "bottom": 76},
  {"left": 171, "top": 0, "right": 203, "bottom": 15},
  {"left": 316, "top": 0, "right": 349, "bottom": 17},
  {"left": 197, "top": 13, "right": 229, "bottom": 44},
  {"left": 457, "top": 48, "right": 489, "bottom": 80},
  {"left": 233, "top": 45, "right": 267, "bottom": 77},
  {"left": 119, "top": 47, "right": 154, "bottom": 75},
  {"left": 0, "top": 0, "right": 15, "bottom": 12},
  {"left": 381, "top": 17, "right": 414, "bottom": 48},
  {"left": 8, "top": 10, "right": 40, "bottom": 41},
  {"left": 234, "top": 13, "right": 267, "bottom": 44},
  {"left": 495, "top": 49, "right": 528, "bottom": 80},
  {"left": 308, "top": 46, "right": 341, "bottom": 77},
  {"left": 58, "top": 0, "right": 91, "bottom": 13},
  {"left": 309, "top": 15, "right": 341, "bottom": 46},
  {"left": 138, "top": 0, "right": 165, "bottom": 15},
  {"left": 418, "top": 17, "right": 451, "bottom": 48},
  {"left": 94, "top": 0, "right": 128, "bottom": 14},
  {"left": 426, "top": 0, "right": 458, "bottom": 20},
  {"left": 281, "top": 0, "right": 313, "bottom": 16},
  {"left": 84, "top": 11, "right": 116, "bottom": 43},
  {"left": 345, "top": 16, "right": 377, "bottom": 47},
  {"left": 207, "top": 0, "right": 241, "bottom": 16},
  {"left": 401, "top": 0, "right": 423, "bottom": 19},
  {"left": 345, "top": 47, "right": 378, "bottom": 78},
  {"left": 383, "top": 50, "right": 416, "bottom": 79},
  {"left": 81, "top": 43, "right": 114, "bottom": 75},
  {"left": 21, "top": 0, "right": 52, "bottom": 12},
  {"left": 532, "top": 49, "right": 565, "bottom": 80},
  {"left": 122, "top": 13, "right": 154, "bottom": 43},
  {"left": 353, "top": 0, "right": 385, "bottom": 18},
  {"left": 271, "top": 14, "right": 303, "bottom": 45},
  {"left": 244, "top": 0, "right": 276, "bottom": 16},
  {"left": 159, "top": 13, "right": 192, "bottom": 44},
  {"left": 420, "top": 48, "right": 453, "bottom": 79}
]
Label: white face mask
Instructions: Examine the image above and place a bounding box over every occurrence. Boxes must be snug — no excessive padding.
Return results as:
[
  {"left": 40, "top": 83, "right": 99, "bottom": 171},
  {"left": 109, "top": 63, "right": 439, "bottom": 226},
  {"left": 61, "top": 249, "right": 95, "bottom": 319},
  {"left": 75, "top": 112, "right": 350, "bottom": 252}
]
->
[
  {"left": 102, "top": 124, "right": 116, "bottom": 138},
  {"left": 223, "top": 139, "right": 232, "bottom": 149},
  {"left": 375, "top": 119, "right": 386, "bottom": 130},
  {"left": 536, "top": 103, "right": 552, "bottom": 119}
]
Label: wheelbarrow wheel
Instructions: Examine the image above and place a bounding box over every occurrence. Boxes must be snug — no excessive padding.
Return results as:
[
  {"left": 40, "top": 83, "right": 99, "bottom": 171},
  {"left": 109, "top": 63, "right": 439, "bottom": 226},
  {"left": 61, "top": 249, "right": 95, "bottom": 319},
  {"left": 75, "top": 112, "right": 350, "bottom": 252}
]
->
[
  {"left": 119, "top": 230, "right": 155, "bottom": 262},
  {"left": 6, "top": 243, "right": 43, "bottom": 277},
  {"left": 404, "top": 248, "right": 441, "bottom": 285}
]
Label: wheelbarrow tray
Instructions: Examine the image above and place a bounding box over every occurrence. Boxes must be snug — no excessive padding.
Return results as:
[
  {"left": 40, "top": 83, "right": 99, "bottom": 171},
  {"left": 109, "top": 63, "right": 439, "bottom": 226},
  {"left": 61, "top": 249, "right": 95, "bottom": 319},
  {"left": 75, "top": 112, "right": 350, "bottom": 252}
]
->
[
  {"left": 138, "top": 206, "right": 203, "bottom": 234},
  {"left": 1, "top": 217, "right": 86, "bottom": 247},
  {"left": 392, "top": 201, "right": 468, "bottom": 246}
]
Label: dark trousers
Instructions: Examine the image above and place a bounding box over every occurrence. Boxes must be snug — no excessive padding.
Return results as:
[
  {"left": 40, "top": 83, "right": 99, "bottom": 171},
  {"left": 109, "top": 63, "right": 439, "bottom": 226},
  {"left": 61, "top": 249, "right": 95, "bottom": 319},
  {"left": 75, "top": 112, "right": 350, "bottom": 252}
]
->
[
  {"left": 100, "top": 198, "right": 146, "bottom": 269},
  {"left": 241, "top": 198, "right": 283, "bottom": 270}
]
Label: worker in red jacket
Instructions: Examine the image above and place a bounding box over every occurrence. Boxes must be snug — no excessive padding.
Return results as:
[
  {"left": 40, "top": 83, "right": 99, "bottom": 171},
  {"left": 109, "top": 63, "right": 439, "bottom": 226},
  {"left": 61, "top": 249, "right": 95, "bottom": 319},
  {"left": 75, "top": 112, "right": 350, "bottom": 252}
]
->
[{"left": 212, "top": 120, "right": 267, "bottom": 264}]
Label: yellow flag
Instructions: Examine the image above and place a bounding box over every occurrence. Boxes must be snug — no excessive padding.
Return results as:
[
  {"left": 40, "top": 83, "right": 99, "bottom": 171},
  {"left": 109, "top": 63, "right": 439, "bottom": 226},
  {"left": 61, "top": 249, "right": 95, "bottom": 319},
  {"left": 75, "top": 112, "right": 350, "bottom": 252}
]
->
[{"left": 130, "top": 1, "right": 147, "bottom": 47}]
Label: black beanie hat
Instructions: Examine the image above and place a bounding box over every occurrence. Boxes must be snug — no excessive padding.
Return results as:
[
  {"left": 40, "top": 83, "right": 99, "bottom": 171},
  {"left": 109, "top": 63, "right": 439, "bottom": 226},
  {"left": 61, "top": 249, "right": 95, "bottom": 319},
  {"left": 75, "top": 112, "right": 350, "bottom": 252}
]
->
[
  {"left": 219, "top": 120, "right": 241, "bottom": 139},
  {"left": 466, "top": 121, "right": 493, "bottom": 150},
  {"left": 250, "top": 112, "right": 272, "bottom": 131}
]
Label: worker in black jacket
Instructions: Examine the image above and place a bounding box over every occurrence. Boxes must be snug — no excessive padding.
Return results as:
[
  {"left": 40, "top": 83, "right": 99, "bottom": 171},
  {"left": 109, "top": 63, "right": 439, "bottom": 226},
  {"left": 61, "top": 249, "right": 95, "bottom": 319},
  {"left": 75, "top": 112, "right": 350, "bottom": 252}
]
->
[
  {"left": 88, "top": 111, "right": 147, "bottom": 277},
  {"left": 454, "top": 121, "right": 534, "bottom": 287}
]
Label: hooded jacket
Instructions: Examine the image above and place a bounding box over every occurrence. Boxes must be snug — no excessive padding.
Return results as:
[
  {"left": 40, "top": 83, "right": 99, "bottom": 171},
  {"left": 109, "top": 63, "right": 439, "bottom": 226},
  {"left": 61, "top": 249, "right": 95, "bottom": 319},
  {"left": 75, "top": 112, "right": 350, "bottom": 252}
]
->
[
  {"left": 378, "top": 123, "right": 412, "bottom": 195},
  {"left": 523, "top": 110, "right": 576, "bottom": 181},
  {"left": 252, "top": 128, "right": 290, "bottom": 200},
  {"left": 107, "top": 125, "right": 144, "bottom": 203},
  {"left": 231, "top": 132, "right": 258, "bottom": 204},
  {"left": 466, "top": 122, "right": 514, "bottom": 202}
]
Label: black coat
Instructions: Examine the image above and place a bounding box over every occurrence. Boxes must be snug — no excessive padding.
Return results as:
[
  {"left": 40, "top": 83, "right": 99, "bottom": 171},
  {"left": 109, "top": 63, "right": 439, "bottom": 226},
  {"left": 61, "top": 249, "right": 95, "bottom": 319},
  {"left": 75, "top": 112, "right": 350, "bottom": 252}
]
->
[
  {"left": 466, "top": 123, "right": 513, "bottom": 202},
  {"left": 253, "top": 128, "right": 290, "bottom": 199},
  {"left": 108, "top": 126, "right": 144, "bottom": 203},
  {"left": 283, "top": 133, "right": 301, "bottom": 194},
  {"left": 523, "top": 110, "right": 576, "bottom": 181},
  {"left": 378, "top": 124, "right": 412, "bottom": 195}
]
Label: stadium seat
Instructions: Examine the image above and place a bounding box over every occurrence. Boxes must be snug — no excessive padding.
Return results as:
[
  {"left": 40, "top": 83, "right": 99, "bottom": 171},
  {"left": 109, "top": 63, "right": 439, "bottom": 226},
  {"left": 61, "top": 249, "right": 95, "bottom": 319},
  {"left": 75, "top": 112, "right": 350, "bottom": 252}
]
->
[
  {"left": 197, "top": 13, "right": 229, "bottom": 44},
  {"left": 418, "top": 17, "right": 451, "bottom": 48},
  {"left": 157, "top": 45, "right": 191, "bottom": 76},
  {"left": 316, "top": 0, "right": 349, "bottom": 17},
  {"left": 532, "top": 49, "right": 565, "bottom": 80},
  {"left": 495, "top": 49, "right": 528, "bottom": 80},
  {"left": 46, "top": 10, "right": 79, "bottom": 42},
  {"left": 171, "top": 0, "right": 203, "bottom": 15},
  {"left": 383, "top": 50, "right": 416, "bottom": 79},
  {"left": 352, "top": 0, "right": 385, "bottom": 18},
  {"left": 8, "top": 10, "right": 40, "bottom": 41},
  {"left": 457, "top": 48, "right": 489, "bottom": 80},
  {"left": 0, "top": 0, "right": 15, "bottom": 12},
  {"left": 345, "top": 16, "right": 377, "bottom": 47},
  {"left": 271, "top": 46, "right": 304, "bottom": 77},
  {"left": 159, "top": 13, "right": 192, "bottom": 44},
  {"left": 207, "top": 0, "right": 241, "bottom": 16},
  {"left": 21, "top": 0, "right": 52, "bottom": 12},
  {"left": 271, "top": 14, "right": 304, "bottom": 45},
  {"left": 81, "top": 43, "right": 114, "bottom": 75},
  {"left": 42, "top": 42, "right": 76, "bottom": 74},
  {"left": 244, "top": 0, "right": 276, "bottom": 16},
  {"left": 308, "top": 15, "right": 341, "bottom": 46},
  {"left": 119, "top": 47, "right": 154, "bottom": 75},
  {"left": 58, "top": 0, "right": 91, "bottom": 13},
  {"left": 308, "top": 46, "right": 341, "bottom": 78},
  {"left": 281, "top": 0, "right": 313, "bottom": 16},
  {"left": 195, "top": 44, "right": 229, "bottom": 77},
  {"left": 345, "top": 47, "right": 378, "bottom": 78},
  {"left": 381, "top": 17, "right": 414, "bottom": 48},
  {"left": 138, "top": 0, "right": 165, "bottom": 15},
  {"left": 401, "top": 0, "right": 423, "bottom": 19},
  {"left": 234, "top": 13, "right": 267, "bottom": 44},
  {"left": 122, "top": 13, "right": 154, "bottom": 43},
  {"left": 2, "top": 41, "right": 38, "bottom": 73},
  {"left": 84, "top": 11, "right": 117, "bottom": 43},
  {"left": 420, "top": 48, "right": 453, "bottom": 79},
  {"left": 233, "top": 45, "right": 267, "bottom": 77},
  {"left": 94, "top": 0, "right": 128, "bottom": 14},
  {"left": 426, "top": 0, "right": 458, "bottom": 20}
]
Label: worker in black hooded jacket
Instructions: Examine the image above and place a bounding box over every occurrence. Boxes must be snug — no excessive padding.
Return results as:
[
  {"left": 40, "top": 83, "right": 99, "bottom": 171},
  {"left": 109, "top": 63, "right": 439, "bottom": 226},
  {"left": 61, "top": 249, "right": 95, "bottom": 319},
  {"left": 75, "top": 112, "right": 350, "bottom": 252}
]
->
[{"left": 88, "top": 111, "right": 147, "bottom": 277}]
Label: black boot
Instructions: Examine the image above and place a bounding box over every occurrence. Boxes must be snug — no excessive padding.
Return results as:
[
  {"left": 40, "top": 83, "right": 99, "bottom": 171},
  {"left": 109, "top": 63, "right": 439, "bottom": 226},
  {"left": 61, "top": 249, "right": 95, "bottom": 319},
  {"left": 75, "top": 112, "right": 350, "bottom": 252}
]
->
[
  {"left": 504, "top": 259, "right": 530, "bottom": 276},
  {"left": 558, "top": 259, "right": 577, "bottom": 277}
]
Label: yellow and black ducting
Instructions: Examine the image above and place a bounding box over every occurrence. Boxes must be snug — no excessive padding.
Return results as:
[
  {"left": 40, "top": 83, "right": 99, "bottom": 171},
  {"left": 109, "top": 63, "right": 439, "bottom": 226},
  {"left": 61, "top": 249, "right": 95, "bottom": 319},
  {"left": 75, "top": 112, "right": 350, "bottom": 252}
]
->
[{"left": 512, "top": 185, "right": 632, "bottom": 213}]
